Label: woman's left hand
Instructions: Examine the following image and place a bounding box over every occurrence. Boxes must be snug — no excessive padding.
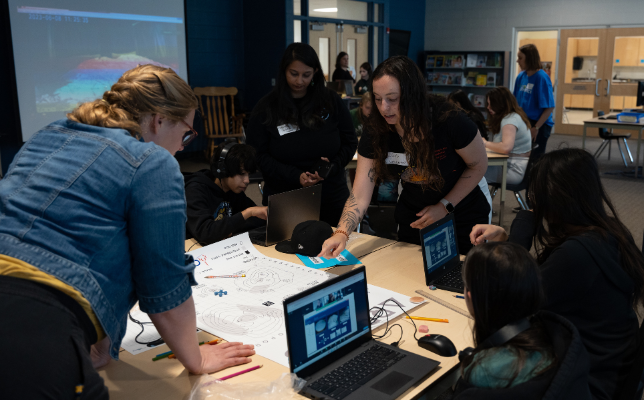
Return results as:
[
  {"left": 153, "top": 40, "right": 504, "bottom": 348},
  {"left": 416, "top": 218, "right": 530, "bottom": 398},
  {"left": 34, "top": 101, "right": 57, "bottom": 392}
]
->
[{"left": 410, "top": 204, "right": 447, "bottom": 230}]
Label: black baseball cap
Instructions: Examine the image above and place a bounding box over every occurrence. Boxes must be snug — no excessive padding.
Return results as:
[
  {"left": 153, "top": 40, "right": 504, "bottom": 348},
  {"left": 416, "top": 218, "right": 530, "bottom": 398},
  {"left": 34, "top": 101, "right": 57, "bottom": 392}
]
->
[{"left": 275, "top": 220, "right": 333, "bottom": 257}]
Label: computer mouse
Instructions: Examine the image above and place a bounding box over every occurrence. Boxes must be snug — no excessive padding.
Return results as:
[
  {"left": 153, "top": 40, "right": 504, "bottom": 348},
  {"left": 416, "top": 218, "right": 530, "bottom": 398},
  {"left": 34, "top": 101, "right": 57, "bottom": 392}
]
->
[{"left": 417, "top": 334, "right": 457, "bottom": 357}]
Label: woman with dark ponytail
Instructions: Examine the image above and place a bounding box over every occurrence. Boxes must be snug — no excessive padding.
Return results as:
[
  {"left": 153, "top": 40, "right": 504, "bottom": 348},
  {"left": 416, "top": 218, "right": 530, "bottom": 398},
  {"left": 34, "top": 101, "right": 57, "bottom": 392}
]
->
[{"left": 471, "top": 148, "right": 644, "bottom": 400}]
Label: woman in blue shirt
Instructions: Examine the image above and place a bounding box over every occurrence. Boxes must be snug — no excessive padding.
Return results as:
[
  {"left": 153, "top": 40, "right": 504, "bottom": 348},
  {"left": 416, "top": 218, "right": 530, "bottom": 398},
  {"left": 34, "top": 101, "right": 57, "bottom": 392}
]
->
[
  {"left": 0, "top": 65, "right": 254, "bottom": 398},
  {"left": 513, "top": 44, "right": 555, "bottom": 161}
]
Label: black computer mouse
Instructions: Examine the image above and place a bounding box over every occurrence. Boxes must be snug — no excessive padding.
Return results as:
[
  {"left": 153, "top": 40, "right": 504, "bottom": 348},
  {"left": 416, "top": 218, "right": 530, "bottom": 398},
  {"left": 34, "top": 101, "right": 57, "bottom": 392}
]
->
[{"left": 417, "top": 334, "right": 458, "bottom": 357}]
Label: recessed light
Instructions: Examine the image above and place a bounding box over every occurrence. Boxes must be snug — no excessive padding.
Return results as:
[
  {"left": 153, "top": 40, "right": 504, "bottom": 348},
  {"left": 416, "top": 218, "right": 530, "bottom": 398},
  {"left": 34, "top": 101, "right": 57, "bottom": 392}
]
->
[{"left": 313, "top": 8, "right": 338, "bottom": 12}]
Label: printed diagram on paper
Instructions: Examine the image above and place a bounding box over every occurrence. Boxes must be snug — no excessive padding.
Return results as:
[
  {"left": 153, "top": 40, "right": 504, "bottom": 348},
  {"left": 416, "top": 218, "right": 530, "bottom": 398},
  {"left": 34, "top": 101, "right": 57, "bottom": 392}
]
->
[{"left": 187, "top": 233, "right": 420, "bottom": 367}]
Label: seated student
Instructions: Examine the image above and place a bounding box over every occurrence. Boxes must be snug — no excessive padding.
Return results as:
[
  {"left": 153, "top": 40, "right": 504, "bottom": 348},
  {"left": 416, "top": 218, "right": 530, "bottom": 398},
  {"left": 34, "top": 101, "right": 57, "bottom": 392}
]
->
[
  {"left": 354, "top": 62, "right": 372, "bottom": 95},
  {"left": 349, "top": 92, "right": 371, "bottom": 137},
  {"left": 471, "top": 148, "right": 644, "bottom": 400},
  {"left": 185, "top": 142, "right": 267, "bottom": 244},
  {"left": 483, "top": 86, "right": 532, "bottom": 185},
  {"left": 453, "top": 241, "right": 591, "bottom": 399}
]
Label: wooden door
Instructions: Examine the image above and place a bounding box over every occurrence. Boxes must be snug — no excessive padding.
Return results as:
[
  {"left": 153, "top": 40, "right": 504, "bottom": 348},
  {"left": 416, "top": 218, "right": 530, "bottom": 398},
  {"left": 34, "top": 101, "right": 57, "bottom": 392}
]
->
[
  {"left": 555, "top": 29, "right": 607, "bottom": 136},
  {"left": 309, "top": 23, "right": 337, "bottom": 81}
]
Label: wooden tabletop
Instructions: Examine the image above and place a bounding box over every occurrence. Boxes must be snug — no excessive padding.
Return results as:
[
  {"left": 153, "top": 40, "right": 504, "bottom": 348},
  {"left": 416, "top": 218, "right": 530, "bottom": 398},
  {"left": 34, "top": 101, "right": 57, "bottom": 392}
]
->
[
  {"left": 584, "top": 115, "right": 644, "bottom": 126},
  {"left": 99, "top": 235, "right": 472, "bottom": 400}
]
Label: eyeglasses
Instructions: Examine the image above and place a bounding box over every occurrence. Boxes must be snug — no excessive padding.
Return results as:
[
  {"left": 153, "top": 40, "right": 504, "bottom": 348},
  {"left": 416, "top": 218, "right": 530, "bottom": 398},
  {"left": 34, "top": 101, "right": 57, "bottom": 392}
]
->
[{"left": 180, "top": 120, "right": 198, "bottom": 147}]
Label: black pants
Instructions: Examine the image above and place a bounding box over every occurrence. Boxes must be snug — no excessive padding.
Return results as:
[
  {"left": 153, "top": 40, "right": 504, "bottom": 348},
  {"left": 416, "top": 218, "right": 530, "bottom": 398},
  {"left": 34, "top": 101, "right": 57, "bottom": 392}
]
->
[
  {"left": 528, "top": 119, "right": 553, "bottom": 161},
  {"left": 0, "top": 276, "right": 109, "bottom": 400}
]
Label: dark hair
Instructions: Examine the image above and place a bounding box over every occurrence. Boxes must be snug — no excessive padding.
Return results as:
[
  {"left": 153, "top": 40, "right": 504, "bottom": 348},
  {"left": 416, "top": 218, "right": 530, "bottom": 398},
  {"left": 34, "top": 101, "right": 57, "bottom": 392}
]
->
[
  {"left": 256, "top": 43, "right": 334, "bottom": 130},
  {"left": 447, "top": 89, "right": 488, "bottom": 140},
  {"left": 359, "top": 62, "right": 372, "bottom": 78},
  {"left": 519, "top": 44, "right": 542, "bottom": 71},
  {"left": 335, "top": 52, "right": 349, "bottom": 69},
  {"left": 210, "top": 142, "right": 258, "bottom": 178},
  {"left": 462, "top": 242, "right": 557, "bottom": 386},
  {"left": 527, "top": 148, "right": 644, "bottom": 307},
  {"left": 367, "top": 55, "right": 458, "bottom": 190},
  {"left": 486, "top": 86, "right": 531, "bottom": 134}
]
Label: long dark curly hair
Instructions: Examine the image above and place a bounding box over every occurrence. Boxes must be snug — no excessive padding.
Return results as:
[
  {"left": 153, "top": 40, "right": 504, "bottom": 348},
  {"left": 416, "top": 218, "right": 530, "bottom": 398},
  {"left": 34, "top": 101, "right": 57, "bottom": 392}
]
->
[
  {"left": 528, "top": 148, "right": 644, "bottom": 308},
  {"left": 366, "top": 56, "right": 457, "bottom": 191},
  {"left": 257, "top": 43, "right": 334, "bottom": 130}
]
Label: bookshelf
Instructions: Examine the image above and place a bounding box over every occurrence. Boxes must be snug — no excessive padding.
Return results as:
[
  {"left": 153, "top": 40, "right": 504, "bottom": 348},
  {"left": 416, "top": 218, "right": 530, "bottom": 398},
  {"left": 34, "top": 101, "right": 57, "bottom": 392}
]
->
[{"left": 420, "top": 51, "right": 511, "bottom": 110}]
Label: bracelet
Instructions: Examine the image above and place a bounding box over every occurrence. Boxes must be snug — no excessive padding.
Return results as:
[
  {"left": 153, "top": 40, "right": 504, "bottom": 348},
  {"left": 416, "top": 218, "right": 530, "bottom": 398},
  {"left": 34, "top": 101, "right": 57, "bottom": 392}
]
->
[{"left": 334, "top": 229, "right": 350, "bottom": 240}]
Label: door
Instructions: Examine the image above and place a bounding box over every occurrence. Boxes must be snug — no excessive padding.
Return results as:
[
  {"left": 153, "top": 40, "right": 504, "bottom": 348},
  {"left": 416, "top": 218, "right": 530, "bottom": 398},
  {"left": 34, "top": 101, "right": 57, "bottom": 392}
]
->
[
  {"left": 555, "top": 29, "right": 607, "bottom": 136},
  {"left": 310, "top": 23, "right": 369, "bottom": 82},
  {"left": 602, "top": 28, "right": 644, "bottom": 134}
]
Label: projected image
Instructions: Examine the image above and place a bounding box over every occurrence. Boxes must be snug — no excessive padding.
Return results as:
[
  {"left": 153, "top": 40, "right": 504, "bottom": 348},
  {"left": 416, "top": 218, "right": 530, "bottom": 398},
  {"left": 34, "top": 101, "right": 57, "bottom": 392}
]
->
[{"left": 9, "top": 2, "right": 188, "bottom": 140}]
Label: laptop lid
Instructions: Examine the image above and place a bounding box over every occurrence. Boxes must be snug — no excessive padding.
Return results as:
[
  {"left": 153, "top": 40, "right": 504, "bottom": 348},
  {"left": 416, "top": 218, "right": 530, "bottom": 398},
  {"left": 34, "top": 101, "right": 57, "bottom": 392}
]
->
[
  {"left": 265, "top": 185, "right": 322, "bottom": 246},
  {"left": 419, "top": 213, "right": 460, "bottom": 286},
  {"left": 283, "top": 266, "right": 372, "bottom": 379}
]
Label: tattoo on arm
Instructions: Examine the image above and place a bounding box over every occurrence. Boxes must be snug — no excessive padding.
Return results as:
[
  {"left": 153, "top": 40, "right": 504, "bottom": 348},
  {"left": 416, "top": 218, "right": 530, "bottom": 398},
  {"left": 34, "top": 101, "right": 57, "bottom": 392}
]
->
[
  {"left": 338, "top": 191, "right": 365, "bottom": 233},
  {"left": 367, "top": 168, "right": 375, "bottom": 183}
]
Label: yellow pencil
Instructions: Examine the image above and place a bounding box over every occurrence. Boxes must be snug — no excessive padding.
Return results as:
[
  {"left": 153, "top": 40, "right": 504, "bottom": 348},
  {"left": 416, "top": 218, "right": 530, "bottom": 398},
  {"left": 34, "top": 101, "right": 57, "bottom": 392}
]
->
[{"left": 406, "top": 316, "right": 449, "bottom": 323}]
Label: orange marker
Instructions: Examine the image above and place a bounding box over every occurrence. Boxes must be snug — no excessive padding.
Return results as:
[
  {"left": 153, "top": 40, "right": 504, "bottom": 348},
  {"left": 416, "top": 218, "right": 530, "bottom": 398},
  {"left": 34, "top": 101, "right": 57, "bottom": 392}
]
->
[{"left": 406, "top": 316, "right": 449, "bottom": 323}]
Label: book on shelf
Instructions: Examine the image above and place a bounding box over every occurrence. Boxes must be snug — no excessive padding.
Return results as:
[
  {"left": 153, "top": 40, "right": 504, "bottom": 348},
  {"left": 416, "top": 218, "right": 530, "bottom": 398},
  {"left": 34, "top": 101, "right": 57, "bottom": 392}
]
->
[
  {"left": 437, "top": 73, "right": 449, "bottom": 85},
  {"left": 477, "top": 55, "right": 487, "bottom": 68},
  {"left": 486, "top": 72, "right": 496, "bottom": 86},
  {"left": 465, "top": 71, "right": 477, "bottom": 85},
  {"left": 473, "top": 95, "right": 486, "bottom": 107},
  {"left": 493, "top": 53, "right": 502, "bottom": 67},
  {"left": 476, "top": 74, "right": 487, "bottom": 86},
  {"left": 432, "top": 73, "right": 440, "bottom": 84},
  {"left": 427, "top": 72, "right": 434, "bottom": 82},
  {"left": 467, "top": 54, "right": 478, "bottom": 67},
  {"left": 444, "top": 55, "right": 453, "bottom": 67},
  {"left": 452, "top": 72, "right": 463, "bottom": 85},
  {"left": 426, "top": 55, "right": 436, "bottom": 68},
  {"left": 435, "top": 56, "right": 444, "bottom": 68},
  {"left": 453, "top": 55, "right": 464, "bottom": 68}
]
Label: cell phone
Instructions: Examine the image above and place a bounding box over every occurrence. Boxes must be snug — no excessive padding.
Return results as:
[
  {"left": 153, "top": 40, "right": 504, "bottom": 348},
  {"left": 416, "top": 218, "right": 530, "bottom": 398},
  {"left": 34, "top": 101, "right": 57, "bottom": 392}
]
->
[{"left": 311, "top": 159, "right": 334, "bottom": 179}]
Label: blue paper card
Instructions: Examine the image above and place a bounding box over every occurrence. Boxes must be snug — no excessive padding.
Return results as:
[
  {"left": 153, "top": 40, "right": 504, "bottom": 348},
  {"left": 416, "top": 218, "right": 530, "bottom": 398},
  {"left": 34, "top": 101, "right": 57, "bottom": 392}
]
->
[{"left": 297, "top": 249, "right": 362, "bottom": 269}]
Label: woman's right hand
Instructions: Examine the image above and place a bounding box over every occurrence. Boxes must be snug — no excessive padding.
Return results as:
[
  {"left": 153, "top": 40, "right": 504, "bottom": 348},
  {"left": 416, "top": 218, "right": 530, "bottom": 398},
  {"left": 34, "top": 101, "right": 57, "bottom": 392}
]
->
[
  {"left": 470, "top": 224, "right": 509, "bottom": 245},
  {"left": 195, "top": 341, "right": 256, "bottom": 375},
  {"left": 318, "top": 232, "right": 349, "bottom": 258},
  {"left": 300, "top": 172, "right": 324, "bottom": 187}
]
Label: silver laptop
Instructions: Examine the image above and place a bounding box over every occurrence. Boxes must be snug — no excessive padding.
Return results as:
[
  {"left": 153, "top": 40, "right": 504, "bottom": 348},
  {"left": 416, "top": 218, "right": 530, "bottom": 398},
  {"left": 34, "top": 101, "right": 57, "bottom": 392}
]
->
[
  {"left": 283, "top": 266, "right": 439, "bottom": 400},
  {"left": 248, "top": 185, "right": 322, "bottom": 247}
]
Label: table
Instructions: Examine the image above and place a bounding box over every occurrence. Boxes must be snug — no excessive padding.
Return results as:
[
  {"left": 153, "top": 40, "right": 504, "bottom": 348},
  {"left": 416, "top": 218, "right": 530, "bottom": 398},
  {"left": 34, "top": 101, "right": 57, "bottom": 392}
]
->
[
  {"left": 582, "top": 116, "right": 644, "bottom": 178},
  {"left": 486, "top": 151, "right": 509, "bottom": 226},
  {"left": 99, "top": 235, "right": 473, "bottom": 400}
]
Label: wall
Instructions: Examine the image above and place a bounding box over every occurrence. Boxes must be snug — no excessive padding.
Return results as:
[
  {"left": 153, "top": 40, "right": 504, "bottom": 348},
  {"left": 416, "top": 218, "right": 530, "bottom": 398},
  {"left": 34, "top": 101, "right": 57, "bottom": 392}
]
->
[
  {"left": 425, "top": 0, "right": 644, "bottom": 52},
  {"left": 389, "top": 0, "right": 426, "bottom": 62}
]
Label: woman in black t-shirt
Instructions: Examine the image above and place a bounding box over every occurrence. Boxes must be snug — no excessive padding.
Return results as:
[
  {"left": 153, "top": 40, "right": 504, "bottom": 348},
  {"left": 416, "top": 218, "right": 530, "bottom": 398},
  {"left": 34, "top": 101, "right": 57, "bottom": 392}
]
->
[
  {"left": 332, "top": 52, "right": 355, "bottom": 82},
  {"left": 319, "top": 56, "right": 490, "bottom": 256},
  {"left": 246, "top": 43, "right": 358, "bottom": 226}
]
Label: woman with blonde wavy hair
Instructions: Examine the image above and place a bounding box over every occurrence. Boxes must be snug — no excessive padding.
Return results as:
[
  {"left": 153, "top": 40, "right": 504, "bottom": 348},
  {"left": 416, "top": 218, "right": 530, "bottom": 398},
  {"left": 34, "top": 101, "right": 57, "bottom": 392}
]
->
[{"left": 0, "top": 65, "right": 254, "bottom": 398}]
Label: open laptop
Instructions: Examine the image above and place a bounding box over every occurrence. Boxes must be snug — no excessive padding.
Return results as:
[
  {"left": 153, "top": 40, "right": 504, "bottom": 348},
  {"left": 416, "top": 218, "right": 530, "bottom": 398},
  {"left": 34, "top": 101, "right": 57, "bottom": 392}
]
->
[
  {"left": 326, "top": 80, "right": 354, "bottom": 97},
  {"left": 248, "top": 185, "right": 321, "bottom": 247},
  {"left": 284, "top": 266, "right": 439, "bottom": 400},
  {"left": 419, "top": 213, "right": 465, "bottom": 293}
]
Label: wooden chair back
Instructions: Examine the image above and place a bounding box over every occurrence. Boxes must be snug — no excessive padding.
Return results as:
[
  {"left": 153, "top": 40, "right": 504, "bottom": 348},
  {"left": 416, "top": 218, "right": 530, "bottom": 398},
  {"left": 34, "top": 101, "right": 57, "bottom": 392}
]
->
[{"left": 193, "top": 87, "right": 244, "bottom": 159}]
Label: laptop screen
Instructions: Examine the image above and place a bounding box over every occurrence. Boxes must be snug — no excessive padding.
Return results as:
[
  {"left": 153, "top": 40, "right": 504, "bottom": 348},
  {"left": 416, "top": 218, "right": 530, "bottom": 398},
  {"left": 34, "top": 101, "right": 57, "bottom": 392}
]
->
[
  {"left": 421, "top": 216, "right": 458, "bottom": 275},
  {"left": 285, "top": 271, "right": 370, "bottom": 373}
]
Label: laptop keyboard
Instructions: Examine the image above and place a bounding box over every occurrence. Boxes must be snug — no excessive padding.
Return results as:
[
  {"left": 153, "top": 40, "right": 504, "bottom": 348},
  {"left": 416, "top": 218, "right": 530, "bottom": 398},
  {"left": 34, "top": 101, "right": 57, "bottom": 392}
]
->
[
  {"left": 434, "top": 262, "right": 464, "bottom": 291},
  {"left": 307, "top": 345, "right": 406, "bottom": 399}
]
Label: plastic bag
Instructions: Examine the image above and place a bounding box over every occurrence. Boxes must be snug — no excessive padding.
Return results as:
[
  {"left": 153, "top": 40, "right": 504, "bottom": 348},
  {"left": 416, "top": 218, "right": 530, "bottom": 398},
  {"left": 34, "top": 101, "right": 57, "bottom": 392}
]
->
[{"left": 188, "top": 372, "right": 307, "bottom": 400}]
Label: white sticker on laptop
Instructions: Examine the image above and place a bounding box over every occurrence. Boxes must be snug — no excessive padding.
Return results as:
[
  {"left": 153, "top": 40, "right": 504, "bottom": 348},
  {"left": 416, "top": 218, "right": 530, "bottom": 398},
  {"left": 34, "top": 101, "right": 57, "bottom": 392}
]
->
[
  {"left": 277, "top": 124, "right": 299, "bottom": 136},
  {"left": 385, "top": 152, "right": 408, "bottom": 166}
]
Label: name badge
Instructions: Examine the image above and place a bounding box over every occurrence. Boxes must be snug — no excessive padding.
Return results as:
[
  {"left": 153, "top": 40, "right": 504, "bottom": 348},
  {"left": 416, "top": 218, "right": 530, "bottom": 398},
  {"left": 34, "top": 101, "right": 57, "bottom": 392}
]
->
[
  {"left": 277, "top": 124, "right": 299, "bottom": 136},
  {"left": 385, "top": 152, "right": 408, "bottom": 166}
]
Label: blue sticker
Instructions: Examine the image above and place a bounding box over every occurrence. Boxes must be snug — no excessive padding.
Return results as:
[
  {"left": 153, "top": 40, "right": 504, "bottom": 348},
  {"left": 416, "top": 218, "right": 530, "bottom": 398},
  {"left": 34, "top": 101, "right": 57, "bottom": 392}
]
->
[
  {"left": 616, "top": 59, "right": 620, "bottom": 63},
  {"left": 297, "top": 249, "right": 362, "bottom": 269},
  {"left": 214, "top": 290, "right": 227, "bottom": 297}
]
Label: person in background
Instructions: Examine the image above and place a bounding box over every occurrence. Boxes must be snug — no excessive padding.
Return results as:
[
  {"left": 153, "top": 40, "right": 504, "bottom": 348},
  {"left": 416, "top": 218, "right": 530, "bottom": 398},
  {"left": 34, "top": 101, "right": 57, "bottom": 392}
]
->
[
  {"left": 349, "top": 92, "right": 372, "bottom": 137},
  {"left": 470, "top": 148, "right": 644, "bottom": 400},
  {"left": 354, "top": 62, "right": 372, "bottom": 95},
  {"left": 332, "top": 52, "right": 355, "bottom": 82},
  {"left": 246, "top": 43, "right": 358, "bottom": 227},
  {"left": 514, "top": 43, "right": 554, "bottom": 160},
  {"left": 319, "top": 56, "right": 489, "bottom": 257},
  {"left": 0, "top": 65, "right": 255, "bottom": 399},
  {"left": 447, "top": 89, "right": 488, "bottom": 140},
  {"left": 483, "top": 87, "right": 532, "bottom": 185},
  {"left": 185, "top": 142, "right": 267, "bottom": 245},
  {"left": 452, "top": 242, "right": 591, "bottom": 399}
]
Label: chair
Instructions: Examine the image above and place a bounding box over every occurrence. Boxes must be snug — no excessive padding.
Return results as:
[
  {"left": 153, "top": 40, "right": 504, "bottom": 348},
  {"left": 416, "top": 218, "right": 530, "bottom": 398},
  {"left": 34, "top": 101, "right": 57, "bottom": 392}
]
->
[
  {"left": 593, "top": 110, "right": 634, "bottom": 167},
  {"left": 193, "top": 87, "right": 245, "bottom": 160},
  {"left": 489, "top": 151, "right": 538, "bottom": 211}
]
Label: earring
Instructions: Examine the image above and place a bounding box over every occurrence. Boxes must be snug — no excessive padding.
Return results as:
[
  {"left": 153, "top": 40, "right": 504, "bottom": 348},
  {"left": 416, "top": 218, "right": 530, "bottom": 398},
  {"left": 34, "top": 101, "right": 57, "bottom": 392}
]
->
[{"left": 310, "top": 81, "right": 315, "bottom": 87}]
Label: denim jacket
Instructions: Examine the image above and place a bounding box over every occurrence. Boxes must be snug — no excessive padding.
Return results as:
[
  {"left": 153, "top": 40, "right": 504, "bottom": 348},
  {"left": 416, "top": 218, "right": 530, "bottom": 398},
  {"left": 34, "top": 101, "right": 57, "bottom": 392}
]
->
[{"left": 0, "top": 119, "right": 196, "bottom": 359}]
